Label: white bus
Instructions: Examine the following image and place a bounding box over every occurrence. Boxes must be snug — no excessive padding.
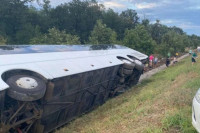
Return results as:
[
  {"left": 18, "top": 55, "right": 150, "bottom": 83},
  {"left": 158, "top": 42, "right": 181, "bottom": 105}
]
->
[{"left": 0, "top": 44, "right": 148, "bottom": 133}]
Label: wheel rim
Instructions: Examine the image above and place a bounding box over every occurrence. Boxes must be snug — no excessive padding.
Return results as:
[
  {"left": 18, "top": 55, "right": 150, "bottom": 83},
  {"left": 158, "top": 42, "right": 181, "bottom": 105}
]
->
[{"left": 16, "top": 77, "right": 38, "bottom": 89}]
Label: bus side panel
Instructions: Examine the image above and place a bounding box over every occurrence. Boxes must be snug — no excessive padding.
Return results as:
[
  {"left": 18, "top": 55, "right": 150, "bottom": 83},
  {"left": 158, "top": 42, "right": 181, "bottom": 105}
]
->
[{"left": 39, "top": 65, "right": 120, "bottom": 133}]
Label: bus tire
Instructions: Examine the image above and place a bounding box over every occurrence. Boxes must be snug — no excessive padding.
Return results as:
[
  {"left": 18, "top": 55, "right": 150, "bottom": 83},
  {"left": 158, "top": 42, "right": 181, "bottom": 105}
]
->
[
  {"left": 134, "top": 60, "right": 144, "bottom": 72},
  {"left": 128, "top": 69, "right": 142, "bottom": 86},
  {"left": 120, "top": 59, "right": 135, "bottom": 70},
  {"left": 118, "top": 68, "right": 124, "bottom": 77},
  {"left": 119, "top": 77, "right": 125, "bottom": 83},
  {"left": 6, "top": 75, "right": 46, "bottom": 101},
  {"left": 123, "top": 63, "right": 135, "bottom": 70},
  {"left": 123, "top": 69, "right": 133, "bottom": 75}
]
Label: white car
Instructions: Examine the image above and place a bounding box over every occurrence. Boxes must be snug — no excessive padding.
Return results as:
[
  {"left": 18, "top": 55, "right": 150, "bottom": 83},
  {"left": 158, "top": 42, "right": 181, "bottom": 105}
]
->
[{"left": 192, "top": 89, "right": 200, "bottom": 132}]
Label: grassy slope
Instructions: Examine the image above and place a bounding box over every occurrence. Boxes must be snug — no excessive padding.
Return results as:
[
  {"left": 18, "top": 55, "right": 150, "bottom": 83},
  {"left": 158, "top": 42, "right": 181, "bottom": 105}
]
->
[{"left": 57, "top": 56, "right": 200, "bottom": 133}]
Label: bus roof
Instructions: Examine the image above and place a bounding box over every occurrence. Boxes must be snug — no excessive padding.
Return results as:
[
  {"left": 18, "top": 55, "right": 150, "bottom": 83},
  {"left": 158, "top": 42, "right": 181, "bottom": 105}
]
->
[{"left": 0, "top": 45, "right": 128, "bottom": 55}]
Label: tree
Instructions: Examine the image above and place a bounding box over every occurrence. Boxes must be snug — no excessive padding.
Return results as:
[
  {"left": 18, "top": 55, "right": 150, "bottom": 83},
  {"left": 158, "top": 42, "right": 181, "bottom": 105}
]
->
[
  {"left": 189, "top": 35, "right": 200, "bottom": 48},
  {"left": 42, "top": 0, "right": 51, "bottom": 14},
  {"left": 0, "top": 0, "right": 199, "bottom": 52},
  {"left": 142, "top": 19, "right": 150, "bottom": 27},
  {"left": 102, "top": 9, "right": 124, "bottom": 40},
  {"left": 15, "top": 24, "right": 41, "bottom": 44},
  {"left": 88, "top": 20, "right": 117, "bottom": 44},
  {"left": 30, "top": 27, "right": 80, "bottom": 44},
  {"left": 150, "top": 20, "right": 169, "bottom": 45},
  {"left": 170, "top": 26, "right": 184, "bottom": 35},
  {"left": 123, "top": 25, "right": 156, "bottom": 55},
  {"left": 0, "top": 0, "right": 30, "bottom": 43},
  {"left": 157, "top": 30, "right": 187, "bottom": 56},
  {"left": 120, "top": 9, "right": 139, "bottom": 28},
  {"left": 50, "top": 0, "right": 103, "bottom": 43},
  {"left": 0, "top": 0, "right": 46, "bottom": 44}
]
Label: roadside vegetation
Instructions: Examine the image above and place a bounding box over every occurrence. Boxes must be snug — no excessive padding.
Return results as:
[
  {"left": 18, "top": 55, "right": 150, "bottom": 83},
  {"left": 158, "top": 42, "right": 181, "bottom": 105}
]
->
[
  {"left": 56, "top": 55, "right": 199, "bottom": 133},
  {"left": 1, "top": 0, "right": 200, "bottom": 56}
]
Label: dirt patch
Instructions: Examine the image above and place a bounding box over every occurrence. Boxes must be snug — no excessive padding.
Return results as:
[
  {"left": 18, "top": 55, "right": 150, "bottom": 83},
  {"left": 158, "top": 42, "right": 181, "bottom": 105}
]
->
[{"left": 163, "top": 127, "right": 181, "bottom": 133}]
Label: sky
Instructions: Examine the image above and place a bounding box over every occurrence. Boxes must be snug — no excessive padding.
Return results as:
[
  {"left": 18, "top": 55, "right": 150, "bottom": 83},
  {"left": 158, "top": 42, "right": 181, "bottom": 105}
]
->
[{"left": 32, "top": 0, "right": 200, "bottom": 36}]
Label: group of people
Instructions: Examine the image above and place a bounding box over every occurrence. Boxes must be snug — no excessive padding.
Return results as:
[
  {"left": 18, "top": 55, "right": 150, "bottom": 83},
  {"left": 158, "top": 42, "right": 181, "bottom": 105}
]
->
[
  {"left": 147, "top": 50, "right": 198, "bottom": 69},
  {"left": 148, "top": 54, "right": 158, "bottom": 68},
  {"left": 148, "top": 52, "right": 179, "bottom": 68},
  {"left": 165, "top": 54, "right": 178, "bottom": 67}
]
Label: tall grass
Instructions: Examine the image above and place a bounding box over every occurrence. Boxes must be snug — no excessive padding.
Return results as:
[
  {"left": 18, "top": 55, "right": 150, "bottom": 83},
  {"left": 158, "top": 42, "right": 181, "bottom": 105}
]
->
[{"left": 57, "top": 56, "right": 200, "bottom": 133}]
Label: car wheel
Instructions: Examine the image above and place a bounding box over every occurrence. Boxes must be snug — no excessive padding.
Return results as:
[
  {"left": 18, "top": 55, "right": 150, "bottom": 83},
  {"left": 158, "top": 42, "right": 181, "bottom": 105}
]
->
[{"left": 6, "top": 75, "right": 46, "bottom": 101}]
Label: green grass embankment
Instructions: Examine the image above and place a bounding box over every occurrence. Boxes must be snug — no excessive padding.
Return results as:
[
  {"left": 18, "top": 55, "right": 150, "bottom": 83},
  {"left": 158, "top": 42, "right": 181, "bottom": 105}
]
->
[{"left": 57, "top": 56, "right": 200, "bottom": 133}]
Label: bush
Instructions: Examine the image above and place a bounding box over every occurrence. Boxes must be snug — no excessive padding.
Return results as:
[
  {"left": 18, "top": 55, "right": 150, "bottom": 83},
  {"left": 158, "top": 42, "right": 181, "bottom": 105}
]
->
[{"left": 30, "top": 28, "right": 80, "bottom": 44}]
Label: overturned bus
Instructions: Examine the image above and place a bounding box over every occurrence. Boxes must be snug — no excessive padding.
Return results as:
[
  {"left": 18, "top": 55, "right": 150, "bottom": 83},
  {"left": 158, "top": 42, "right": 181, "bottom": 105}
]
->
[{"left": 0, "top": 45, "right": 148, "bottom": 133}]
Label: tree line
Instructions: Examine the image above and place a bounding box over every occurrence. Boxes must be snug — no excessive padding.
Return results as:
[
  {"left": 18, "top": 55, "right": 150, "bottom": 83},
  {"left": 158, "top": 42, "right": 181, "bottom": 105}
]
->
[{"left": 0, "top": 0, "right": 200, "bottom": 56}]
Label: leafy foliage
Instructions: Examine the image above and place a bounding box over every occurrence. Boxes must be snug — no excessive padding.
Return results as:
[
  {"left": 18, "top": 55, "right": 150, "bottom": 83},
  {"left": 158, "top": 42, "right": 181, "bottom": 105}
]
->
[
  {"left": 156, "top": 30, "right": 191, "bottom": 56},
  {"left": 120, "top": 9, "right": 139, "bottom": 29},
  {"left": 123, "top": 25, "right": 156, "bottom": 55},
  {"left": 89, "top": 20, "right": 117, "bottom": 44},
  {"left": 189, "top": 35, "right": 200, "bottom": 48},
  {"left": 150, "top": 20, "right": 169, "bottom": 45},
  {"left": 0, "top": 0, "right": 200, "bottom": 56},
  {"left": 30, "top": 28, "right": 80, "bottom": 44},
  {"left": 50, "top": 0, "right": 103, "bottom": 43}
]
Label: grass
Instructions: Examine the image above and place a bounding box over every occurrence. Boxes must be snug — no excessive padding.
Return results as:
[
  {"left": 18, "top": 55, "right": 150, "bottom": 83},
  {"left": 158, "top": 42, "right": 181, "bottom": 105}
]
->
[{"left": 56, "top": 56, "right": 200, "bottom": 133}]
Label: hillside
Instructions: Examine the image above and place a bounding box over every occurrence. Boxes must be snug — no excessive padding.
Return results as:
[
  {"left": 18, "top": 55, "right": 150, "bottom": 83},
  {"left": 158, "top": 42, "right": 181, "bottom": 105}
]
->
[{"left": 57, "top": 56, "right": 199, "bottom": 133}]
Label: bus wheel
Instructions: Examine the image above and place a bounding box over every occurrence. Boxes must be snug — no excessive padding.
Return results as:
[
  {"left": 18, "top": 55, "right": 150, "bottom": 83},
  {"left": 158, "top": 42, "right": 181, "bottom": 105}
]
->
[
  {"left": 6, "top": 75, "right": 46, "bottom": 101},
  {"left": 127, "top": 69, "right": 142, "bottom": 87},
  {"left": 120, "top": 58, "right": 135, "bottom": 70}
]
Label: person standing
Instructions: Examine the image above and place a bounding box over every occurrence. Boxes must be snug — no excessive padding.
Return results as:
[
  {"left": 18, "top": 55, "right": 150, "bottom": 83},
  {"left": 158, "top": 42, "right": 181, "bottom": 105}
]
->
[
  {"left": 176, "top": 52, "right": 179, "bottom": 57},
  {"left": 154, "top": 57, "right": 158, "bottom": 67},
  {"left": 173, "top": 56, "right": 177, "bottom": 64},
  {"left": 167, "top": 52, "right": 171, "bottom": 58},
  {"left": 166, "top": 57, "right": 170, "bottom": 67},
  {"left": 149, "top": 54, "right": 154, "bottom": 68},
  {"left": 192, "top": 52, "right": 197, "bottom": 65},
  {"left": 189, "top": 49, "right": 192, "bottom": 55}
]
